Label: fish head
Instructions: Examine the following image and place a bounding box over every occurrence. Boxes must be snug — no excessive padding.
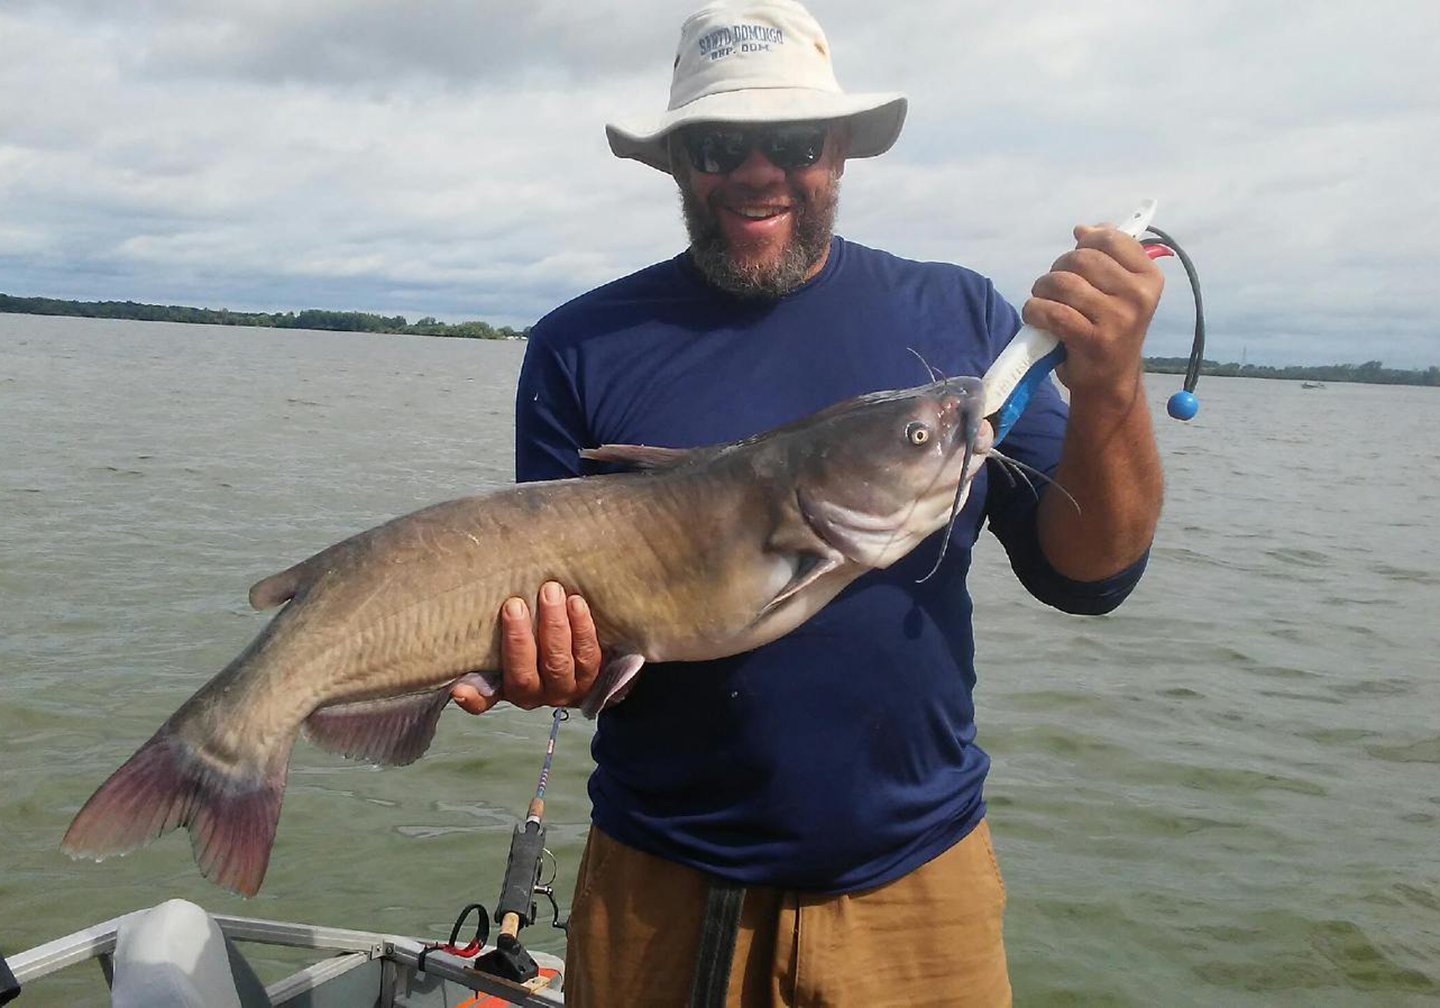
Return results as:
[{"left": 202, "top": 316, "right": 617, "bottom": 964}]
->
[{"left": 792, "top": 378, "right": 993, "bottom": 569}]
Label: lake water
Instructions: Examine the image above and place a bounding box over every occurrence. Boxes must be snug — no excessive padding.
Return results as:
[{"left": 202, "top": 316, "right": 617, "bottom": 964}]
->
[{"left": 2, "top": 314, "right": 1437, "bottom": 1005}]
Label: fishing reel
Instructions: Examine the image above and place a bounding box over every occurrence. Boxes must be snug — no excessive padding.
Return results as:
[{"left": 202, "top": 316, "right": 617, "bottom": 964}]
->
[{"left": 475, "top": 808, "right": 567, "bottom": 983}]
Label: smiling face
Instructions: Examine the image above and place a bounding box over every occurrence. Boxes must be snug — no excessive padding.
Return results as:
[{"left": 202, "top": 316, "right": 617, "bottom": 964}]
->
[{"left": 672, "top": 120, "right": 849, "bottom": 299}]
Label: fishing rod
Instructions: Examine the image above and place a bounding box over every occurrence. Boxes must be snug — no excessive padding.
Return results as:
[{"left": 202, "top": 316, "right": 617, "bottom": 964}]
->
[
  {"left": 476, "top": 708, "right": 569, "bottom": 983},
  {"left": 981, "top": 199, "right": 1205, "bottom": 443},
  {"left": 419, "top": 709, "right": 568, "bottom": 987}
]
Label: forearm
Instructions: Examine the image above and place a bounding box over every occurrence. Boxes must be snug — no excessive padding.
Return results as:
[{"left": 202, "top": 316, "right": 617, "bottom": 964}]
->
[{"left": 1037, "top": 373, "right": 1162, "bottom": 581}]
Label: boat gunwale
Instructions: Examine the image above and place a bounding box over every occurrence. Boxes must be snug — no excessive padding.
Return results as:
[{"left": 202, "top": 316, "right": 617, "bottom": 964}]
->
[{"left": 7, "top": 908, "right": 564, "bottom": 1007}]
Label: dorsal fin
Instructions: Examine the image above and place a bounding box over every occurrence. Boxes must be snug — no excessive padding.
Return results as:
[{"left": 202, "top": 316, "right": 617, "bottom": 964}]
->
[
  {"left": 249, "top": 562, "right": 310, "bottom": 610},
  {"left": 580, "top": 444, "right": 694, "bottom": 470}
]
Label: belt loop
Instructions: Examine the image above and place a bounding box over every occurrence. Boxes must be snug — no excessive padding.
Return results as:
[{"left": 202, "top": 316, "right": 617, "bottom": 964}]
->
[{"left": 687, "top": 877, "right": 746, "bottom": 1008}]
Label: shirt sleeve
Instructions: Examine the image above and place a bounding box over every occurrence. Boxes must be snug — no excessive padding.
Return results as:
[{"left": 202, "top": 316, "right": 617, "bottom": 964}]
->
[
  {"left": 978, "top": 286, "right": 1148, "bottom": 616},
  {"left": 513, "top": 327, "right": 590, "bottom": 483}
]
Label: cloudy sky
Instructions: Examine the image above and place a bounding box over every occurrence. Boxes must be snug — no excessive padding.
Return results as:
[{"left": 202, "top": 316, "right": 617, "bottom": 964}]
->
[{"left": 1, "top": 0, "right": 1435, "bottom": 366}]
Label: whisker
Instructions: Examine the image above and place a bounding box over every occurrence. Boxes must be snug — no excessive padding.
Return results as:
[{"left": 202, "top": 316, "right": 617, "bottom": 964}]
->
[
  {"left": 992, "top": 455, "right": 1018, "bottom": 489},
  {"left": 907, "top": 347, "right": 943, "bottom": 384},
  {"left": 917, "top": 476, "right": 966, "bottom": 584},
  {"left": 917, "top": 384, "right": 983, "bottom": 584},
  {"left": 996, "top": 453, "right": 1037, "bottom": 498},
  {"left": 990, "top": 450, "right": 1081, "bottom": 514}
]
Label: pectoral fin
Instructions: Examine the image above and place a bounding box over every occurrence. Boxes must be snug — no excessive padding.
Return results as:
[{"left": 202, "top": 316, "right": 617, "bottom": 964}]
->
[
  {"left": 756, "top": 550, "right": 844, "bottom": 619},
  {"left": 580, "top": 653, "right": 646, "bottom": 719}
]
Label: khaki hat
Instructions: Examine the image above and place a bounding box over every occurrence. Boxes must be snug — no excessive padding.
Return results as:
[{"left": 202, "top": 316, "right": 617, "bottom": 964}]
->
[{"left": 607, "top": 0, "right": 907, "bottom": 173}]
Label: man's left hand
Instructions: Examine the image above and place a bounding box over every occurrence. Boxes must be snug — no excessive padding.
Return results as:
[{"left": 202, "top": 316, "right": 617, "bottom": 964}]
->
[
  {"left": 1025, "top": 223, "right": 1166, "bottom": 582},
  {"left": 1022, "top": 224, "right": 1164, "bottom": 397}
]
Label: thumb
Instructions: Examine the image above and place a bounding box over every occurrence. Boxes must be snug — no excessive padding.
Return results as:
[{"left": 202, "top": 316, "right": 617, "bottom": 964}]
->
[{"left": 450, "top": 671, "right": 502, "bottom": 715}]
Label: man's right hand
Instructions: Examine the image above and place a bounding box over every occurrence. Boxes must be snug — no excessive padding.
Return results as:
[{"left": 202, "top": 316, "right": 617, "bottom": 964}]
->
[{"left": 449, "top": 580, "right": 603, "bottom": 714}]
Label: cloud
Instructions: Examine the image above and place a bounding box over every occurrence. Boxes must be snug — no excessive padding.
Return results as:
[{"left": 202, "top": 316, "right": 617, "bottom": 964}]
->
[{"left": 1, "top": 0, "right": 1436, "bottom": 365}]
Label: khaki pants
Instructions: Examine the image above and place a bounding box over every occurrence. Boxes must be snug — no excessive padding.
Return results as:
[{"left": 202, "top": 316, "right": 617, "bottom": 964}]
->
[{"left": 564, "top": 820, "right": 1010, "bottom": 1007}]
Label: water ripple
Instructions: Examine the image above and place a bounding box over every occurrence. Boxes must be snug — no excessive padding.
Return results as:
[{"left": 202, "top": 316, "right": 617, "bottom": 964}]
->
[{"left": 7, "top": 323, "right": 1439, "bottom": 1004}]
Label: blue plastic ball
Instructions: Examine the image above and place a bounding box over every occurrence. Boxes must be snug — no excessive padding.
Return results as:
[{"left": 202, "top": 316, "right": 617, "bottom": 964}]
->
[{"left": 1167, "top": 389, "right": 1199, "bottom": 421}]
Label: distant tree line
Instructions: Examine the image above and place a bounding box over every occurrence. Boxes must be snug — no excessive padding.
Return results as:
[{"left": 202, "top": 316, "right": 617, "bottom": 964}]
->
[
  {"left": 1146, "top": 356, "right": 1439, "bottom": 387},
  {"left": 0, "top": 293, "right": 528, "bottom": 341},
  {"left": 4, "top": 293, "right": 1435, "bottom": 383}
]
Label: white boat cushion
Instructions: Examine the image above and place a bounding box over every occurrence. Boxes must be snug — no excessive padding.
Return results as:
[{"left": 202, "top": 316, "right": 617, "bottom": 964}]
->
[{"left": 111, "top": 899, "right": 243, "bottom": 1008}]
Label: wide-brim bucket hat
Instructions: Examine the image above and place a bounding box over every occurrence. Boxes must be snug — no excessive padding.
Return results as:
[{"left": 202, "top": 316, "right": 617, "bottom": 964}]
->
[{"left": 607, "top": 0, "right": 907, "bottom": 173}]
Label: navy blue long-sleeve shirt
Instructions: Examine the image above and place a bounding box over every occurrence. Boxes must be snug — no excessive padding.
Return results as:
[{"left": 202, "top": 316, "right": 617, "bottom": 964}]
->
[{"left": 514, "top": 237, "right": 1145, "bottom": 891}]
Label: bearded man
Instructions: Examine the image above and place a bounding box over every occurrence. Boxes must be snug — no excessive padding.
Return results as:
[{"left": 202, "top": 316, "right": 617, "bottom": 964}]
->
[{"left": 451, "top": 2, "right": 1164, "bottom": 1004}]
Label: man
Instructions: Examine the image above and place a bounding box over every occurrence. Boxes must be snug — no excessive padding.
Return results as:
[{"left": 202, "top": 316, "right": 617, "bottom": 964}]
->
[{"left": 452, "top": 1, "right": 1163, "bottom": 1004}]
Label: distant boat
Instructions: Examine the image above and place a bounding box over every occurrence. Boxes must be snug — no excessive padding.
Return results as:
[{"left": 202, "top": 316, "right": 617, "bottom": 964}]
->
[{"left": 1301, "top": 381, "right": 1326, "bottom": 389}]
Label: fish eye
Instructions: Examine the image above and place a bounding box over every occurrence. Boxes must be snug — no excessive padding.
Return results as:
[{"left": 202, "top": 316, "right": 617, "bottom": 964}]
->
[{"left": 905, "top": 421, "right": 931, "bottom": 446}]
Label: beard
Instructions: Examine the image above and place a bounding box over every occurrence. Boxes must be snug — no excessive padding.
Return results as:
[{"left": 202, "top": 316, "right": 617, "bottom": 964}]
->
[{"left": 677, "top": 169, "right": 841, "bottom": 300}]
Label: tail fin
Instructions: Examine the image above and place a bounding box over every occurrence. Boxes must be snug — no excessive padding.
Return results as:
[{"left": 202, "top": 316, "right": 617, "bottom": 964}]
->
[{"left": 61, "top": 725, "right": 288, "bottom": 897}]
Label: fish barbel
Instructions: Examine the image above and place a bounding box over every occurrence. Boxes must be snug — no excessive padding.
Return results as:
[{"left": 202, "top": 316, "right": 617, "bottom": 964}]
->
[{"left": 62, "top": 377, "right": 992, "bottom": 895}]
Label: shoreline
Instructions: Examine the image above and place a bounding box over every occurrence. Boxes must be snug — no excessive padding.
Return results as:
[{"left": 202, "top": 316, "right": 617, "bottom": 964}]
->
[
  {"left": 0, "top": 293, "right": 527, "bottom": 342},
  {"left": 6, "top": 296, "right": 1438, "bottom": 386}
]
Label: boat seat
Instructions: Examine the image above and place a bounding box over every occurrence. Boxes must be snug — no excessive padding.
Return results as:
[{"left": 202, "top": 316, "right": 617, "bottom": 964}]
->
[{"left": 110, "top": 899, "right": 269, "bottom": 1008}]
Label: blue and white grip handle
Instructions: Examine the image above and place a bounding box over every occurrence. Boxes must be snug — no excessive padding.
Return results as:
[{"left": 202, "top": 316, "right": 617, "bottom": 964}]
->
[{"left": 981, "top": 200, "right": 1159, "bottom": 444}]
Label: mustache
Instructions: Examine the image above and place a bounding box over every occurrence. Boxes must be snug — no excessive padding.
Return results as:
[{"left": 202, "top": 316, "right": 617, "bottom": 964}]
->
[
  {"left": 697, "top": 183, "right": 804, "bottom": 235},
  {"left": 709, "top": 183, "right": 796, "bottom": 210},
  {"left": 678, "top": 171, "right": 840, "bottom": 299}
]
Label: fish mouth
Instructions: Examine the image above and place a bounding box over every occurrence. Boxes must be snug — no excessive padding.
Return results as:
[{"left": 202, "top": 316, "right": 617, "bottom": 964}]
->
[{"left": 916, "top": 379, "right": 988, "bottom": 581}]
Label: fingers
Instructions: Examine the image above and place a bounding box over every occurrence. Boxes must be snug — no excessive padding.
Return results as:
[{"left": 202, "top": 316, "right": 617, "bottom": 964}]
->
[
  {"left": 500, "top": 595, "right": 544, "bottom": 708},
  {"left": 1021, "top": 293, "right": 1097, "bottom": 343},
  {"left": 1030, "top": 225, "right": 1162, "bottom": 318},
  {"left": 452, "top": 581, "right": 602, "bottom": 714},
  {"left": 1043, "top": 247, "right": 1134, "bottom": 301},
  {"left": 1076, "top": 223, "right": 1163, "bottom": 274},
  {"left": 567, "top": 594, "right": 604, "bottom": 700},
  {"left": 450, "top": 676, "right": 501, "bottom": 715},
  {"left": 1033, "top": 231, "right": 1161, "bottom": 319},
  {"left": 1022, "top": 223, "right": 1164, "bottom": 397},
  {"left": 534, "top": 581, "right": 575, "bottom": 703},
  {"left": 1073, "top": 223, "right": 1157, "bottom": 274}
]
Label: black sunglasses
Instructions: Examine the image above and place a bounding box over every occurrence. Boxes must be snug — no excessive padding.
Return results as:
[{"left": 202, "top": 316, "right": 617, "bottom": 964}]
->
[{"left": 678, "top": 122, "right": 830, "bottom": 175}]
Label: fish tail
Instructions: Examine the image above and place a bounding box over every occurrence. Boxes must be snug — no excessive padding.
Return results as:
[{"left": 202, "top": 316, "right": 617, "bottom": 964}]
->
[{"left": 61, "top": 724, "right": 288, "bottom": 897}]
